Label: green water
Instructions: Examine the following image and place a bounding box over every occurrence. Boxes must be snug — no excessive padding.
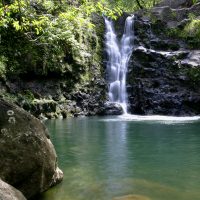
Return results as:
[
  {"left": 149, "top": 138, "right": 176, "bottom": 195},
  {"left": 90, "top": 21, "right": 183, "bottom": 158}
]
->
[{"left": 38, "top": 116, "right": 200, "bottom": 200}]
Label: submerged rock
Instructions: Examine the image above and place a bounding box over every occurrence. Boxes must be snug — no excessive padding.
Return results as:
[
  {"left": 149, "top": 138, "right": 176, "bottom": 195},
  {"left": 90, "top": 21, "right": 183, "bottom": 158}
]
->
[
  {"left": 0, "top": 179, "right": 26, "bottom": 200},
  {"left": 0, "top": 98, "right": 63, "bottom": 199},
  {"left": 113, "top": 194, "right": 151, "bottom": 200}
]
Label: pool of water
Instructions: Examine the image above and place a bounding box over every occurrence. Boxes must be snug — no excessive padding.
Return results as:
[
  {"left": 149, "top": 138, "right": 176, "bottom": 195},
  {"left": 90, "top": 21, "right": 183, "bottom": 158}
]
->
[{"left": 37, "top": 115, "right": 200, "bottom": 200}]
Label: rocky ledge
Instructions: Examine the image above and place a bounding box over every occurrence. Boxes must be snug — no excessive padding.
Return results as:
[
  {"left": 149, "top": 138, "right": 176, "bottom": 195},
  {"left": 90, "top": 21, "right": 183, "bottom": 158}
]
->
[
  {"left": 0, "top": 98, "right": 63, "bottom": 199},
  {"left": 128, "top": 47, "right": 200, "bottom": 115},
  {"left": 123, "top": 0, "right": 200, "bottom": 115}
]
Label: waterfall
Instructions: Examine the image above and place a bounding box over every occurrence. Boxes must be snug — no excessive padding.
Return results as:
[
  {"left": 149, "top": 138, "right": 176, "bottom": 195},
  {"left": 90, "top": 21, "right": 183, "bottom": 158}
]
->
[{"left": 105, "top": 15, "right": 134, "bottom": 114}]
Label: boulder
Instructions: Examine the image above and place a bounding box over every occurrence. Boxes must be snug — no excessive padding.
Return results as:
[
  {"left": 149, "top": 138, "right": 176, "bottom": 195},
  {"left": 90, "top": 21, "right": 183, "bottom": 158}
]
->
[
  {"left": 98, "top": 102, "right": 124, "bottom": 115},
  {"left": 0, "top": 179, "right": 26, "bottom": 200},
  {"left": 0, "top": 98, "right": 63, "bottom": 199}
]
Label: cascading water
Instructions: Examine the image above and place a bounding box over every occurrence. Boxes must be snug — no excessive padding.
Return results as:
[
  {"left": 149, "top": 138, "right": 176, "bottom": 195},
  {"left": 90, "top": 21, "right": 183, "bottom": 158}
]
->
[{"left": 105, "top": 15, "right": 134, "bottom": 114}]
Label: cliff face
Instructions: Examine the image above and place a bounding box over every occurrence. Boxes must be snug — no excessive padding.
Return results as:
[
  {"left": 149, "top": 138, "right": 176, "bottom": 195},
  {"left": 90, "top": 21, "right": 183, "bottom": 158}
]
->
[
  {"left": 0, "top": 14, "right": 107, "bottom": 119},
  {"left": 125, "top": 1, "right": 200, "bottom": 115},
  {"left": 1, "top": 0, "right": 200, "bottom": 117}
]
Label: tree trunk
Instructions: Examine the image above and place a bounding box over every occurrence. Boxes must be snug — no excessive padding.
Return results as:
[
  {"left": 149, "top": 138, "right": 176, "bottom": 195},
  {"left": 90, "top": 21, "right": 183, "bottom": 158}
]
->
[
  {"left": 135, "top": 0, "right": 144, "bottom": 9},
  {"left": 16, "top": 0, "right": 22, "bottom": 25}
]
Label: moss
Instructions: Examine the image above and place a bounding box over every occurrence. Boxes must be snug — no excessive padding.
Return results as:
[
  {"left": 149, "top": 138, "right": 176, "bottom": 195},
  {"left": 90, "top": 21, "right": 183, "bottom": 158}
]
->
[
  {"left": 166, "top": 18, "right": 200, "bottom": 49},
  {"left": 23, "top": 90, "right": 35, "bottom": 101},
  {"left": 187, "top": 67, "right": 200, "bottom": 86},
  {"left": 0, "top": 56, "right": 6, "bottom": 80}
]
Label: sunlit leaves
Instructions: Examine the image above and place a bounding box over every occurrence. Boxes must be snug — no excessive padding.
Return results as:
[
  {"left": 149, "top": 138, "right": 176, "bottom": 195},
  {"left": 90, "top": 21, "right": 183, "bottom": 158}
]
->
[
  {"left": 12, "top": 20, "right": 20, "bottom": 31},
  {"left": 107, "top": 0, "right": 162, "bottom": 12},
  {"left": 0, "top": 0, "right": 122, "bottom": 76},
  {"left": 184, "top": 19, "right": 200, "bottom": 38}
]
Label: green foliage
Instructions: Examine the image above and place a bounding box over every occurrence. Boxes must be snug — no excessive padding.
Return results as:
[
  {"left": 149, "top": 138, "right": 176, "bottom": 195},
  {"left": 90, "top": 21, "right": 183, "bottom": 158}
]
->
[
  {"left": 23, "top": 90, "right": 35, "bottom": 101},
  {"left": 0, "top": 0, "right": 121, "bottom": 79},
  {"left": 107, "top": 0, "right": 161, "bottom": 12},
  {"left": 183, "top": 19, "right": 200, "bottom": 39},
  {"left": 0, "top": 56, "right": 7, "bottom": 79},
  {"left": 188, "top": 67, "right": 200, "bottom": 86},
  {"left": 192, "top": 0, "right": 198, "bottom": 4},
  {"left": 0, "top": 0, "right": 161, "bottom": 82},
  {"left": 167, "top": 15, "right": 200, "bottom": 48}
]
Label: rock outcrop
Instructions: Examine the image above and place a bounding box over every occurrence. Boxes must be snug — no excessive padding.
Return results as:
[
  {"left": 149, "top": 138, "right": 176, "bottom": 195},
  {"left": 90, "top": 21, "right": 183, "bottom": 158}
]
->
[
  {"left": 0, "top": 98, "right": 63, "bottom": 199},
  {"left": 97, "top": 102, "right": 124, "bottom": 115},
  {"left": 0, "top": 179, "right": 26, "bottom": 200},
  {"left": 0, "top": 14, "right": 107, "bottom": 119},
  {"left": 128, "top": 47, "right": 200, "bottom": 115},
  {"left": 123, "top": 0, "right": 200, "bottom": 115},
  {"left": 0, "top": 75, "right": 107, "bottom": 119},
  {"left": 156, "top": 0, "right": 193, "bottom": 9}
]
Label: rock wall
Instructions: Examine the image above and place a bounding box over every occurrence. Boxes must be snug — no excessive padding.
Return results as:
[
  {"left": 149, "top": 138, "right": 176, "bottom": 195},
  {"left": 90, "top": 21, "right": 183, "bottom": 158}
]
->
[
  {"left": 0, "top": 14, "right": 107, "bottom": 119},
  {"left": 125, "top": 1, "right": 200, "bottom": 115}
]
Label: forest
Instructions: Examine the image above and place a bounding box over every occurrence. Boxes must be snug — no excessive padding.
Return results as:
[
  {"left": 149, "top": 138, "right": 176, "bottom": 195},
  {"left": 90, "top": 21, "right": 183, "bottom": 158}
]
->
[
  {"left": 0, "top": 0, "right": 161, "bottom": 79},
  {"left": 1, "top": 1, "right": 200, "bottom": 200}
]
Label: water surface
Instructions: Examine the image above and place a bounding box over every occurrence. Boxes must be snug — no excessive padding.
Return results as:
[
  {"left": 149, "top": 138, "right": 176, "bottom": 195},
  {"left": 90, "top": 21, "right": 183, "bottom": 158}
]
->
[{"left": 38, "top": 116, "right": 200, "bottom": 200}]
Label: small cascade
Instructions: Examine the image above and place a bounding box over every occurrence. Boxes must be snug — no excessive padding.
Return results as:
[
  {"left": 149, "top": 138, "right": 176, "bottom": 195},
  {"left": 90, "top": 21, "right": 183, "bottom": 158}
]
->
[{"left": 105, "top": 15, "right": 134, "bottom": 114}]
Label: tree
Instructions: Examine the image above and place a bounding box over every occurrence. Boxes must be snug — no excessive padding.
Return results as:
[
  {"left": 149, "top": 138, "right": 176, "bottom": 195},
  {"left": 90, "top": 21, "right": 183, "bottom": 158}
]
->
[{"left": 136, "top": 0, "right": 144, "bottom": 9}]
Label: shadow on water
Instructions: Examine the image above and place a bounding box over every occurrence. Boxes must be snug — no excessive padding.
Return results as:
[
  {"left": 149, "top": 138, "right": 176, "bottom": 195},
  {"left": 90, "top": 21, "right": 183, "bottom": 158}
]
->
[{"left": 35, "top": 115, "right": 200, "bottom": 200}]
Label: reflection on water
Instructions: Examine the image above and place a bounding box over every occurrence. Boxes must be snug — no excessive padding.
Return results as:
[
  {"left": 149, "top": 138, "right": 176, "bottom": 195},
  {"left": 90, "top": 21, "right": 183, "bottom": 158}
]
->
[{"left": 36, "top": 116, "right": 200, "bottom": 200}]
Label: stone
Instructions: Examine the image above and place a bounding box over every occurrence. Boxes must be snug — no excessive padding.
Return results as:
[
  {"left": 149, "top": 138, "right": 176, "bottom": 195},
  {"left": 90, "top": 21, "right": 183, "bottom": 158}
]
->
[
  {"left": 180, "top": 51, "right": 200, "bottom": 67},
  {"left": 156, "top": 0, "right": 193, "bottom": 8},
  {"left": 0, "top": 179, "right": 26, "bottom": 200},
  {"left": 0, "top": 98, "right": 63, "bottom": 199},
  {"left": 98, "top": 102, "right": 124, "bottom": 115},
  {"left": 112, "top": 194, "right": 151, "bottom": 200},
  {"left": 149, "top": 2, "right": 200, "bottom": 29}
]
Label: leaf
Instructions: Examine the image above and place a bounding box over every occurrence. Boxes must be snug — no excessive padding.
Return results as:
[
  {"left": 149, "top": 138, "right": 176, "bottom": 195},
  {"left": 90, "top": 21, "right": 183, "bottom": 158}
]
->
[{"left": 12, "top": 20, "right": 21, "bottom": 31}]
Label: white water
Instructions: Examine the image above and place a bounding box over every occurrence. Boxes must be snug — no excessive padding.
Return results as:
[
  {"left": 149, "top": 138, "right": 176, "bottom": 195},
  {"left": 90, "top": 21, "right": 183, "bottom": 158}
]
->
[
  {"left": 100, "top": 114, "right": 200, "bottom": 124},
  {"left": 105, "top": 15, "right": 134, "bottom": 114}
]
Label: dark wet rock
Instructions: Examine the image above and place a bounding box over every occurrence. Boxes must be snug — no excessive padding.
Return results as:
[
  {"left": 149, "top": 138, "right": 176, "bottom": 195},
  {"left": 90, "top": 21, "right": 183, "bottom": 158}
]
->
[
  {"left": 0, "top": 73, "right": 107, "bottom": 118},
  {"left": 157, "top": 0, "right": 193, "bottom": 9},
  {"left": 98, "top": 102, "right": 123, "bottom": 115},
  {"left": 150, "top": 39, "right": 180, "bottom": 51},
  {"left": 180, "top": 51, "right": 200, "bottom": 67},
  {"left": 127, "top": 46, "right": 200, "bottom": 115},
  {"left": 0, "top": 179, "right": 26, "bottom": 200},
  {"left": 108, "top": 0, "right": 200, "bottom": 116},
  {"left": 0, "top": 98, "right": 63, "bottom": 199},
  {"left": 149, "top": 2, "right": 200, "bottom": 28}
]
